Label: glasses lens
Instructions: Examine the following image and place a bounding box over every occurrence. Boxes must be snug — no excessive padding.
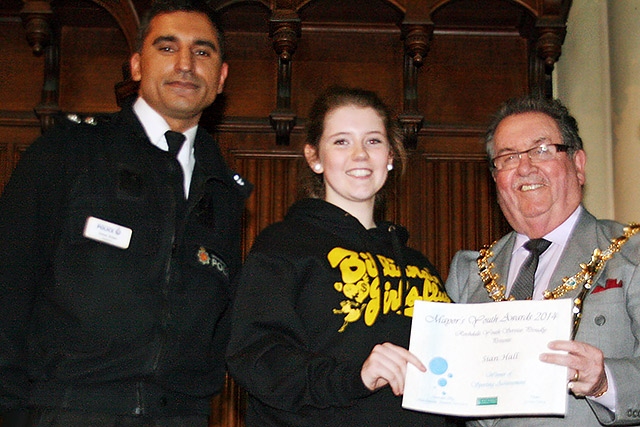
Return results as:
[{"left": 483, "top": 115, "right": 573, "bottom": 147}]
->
[
  {"left": 494, "top": 144, "right": 561, "bottom": 170},
  {"left": 494, "top": 153, "right": 517, "bottom": 170},
  {"left": 530, "top": 144, "right": 555, "bottom": 162}
]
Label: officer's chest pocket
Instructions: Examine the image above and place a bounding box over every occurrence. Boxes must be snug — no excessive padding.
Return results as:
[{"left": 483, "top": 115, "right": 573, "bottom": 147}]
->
[
  {"left": 63, "top": 193, "right": 169, "bottom": 259},
  {"left": 68, "top": 162, "right": 178, "bottom": 251}
]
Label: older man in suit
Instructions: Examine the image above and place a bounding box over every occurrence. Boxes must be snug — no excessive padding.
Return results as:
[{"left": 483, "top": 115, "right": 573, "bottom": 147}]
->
[{"left": 445, "top": 95, "right": 640, "bottom": 426}]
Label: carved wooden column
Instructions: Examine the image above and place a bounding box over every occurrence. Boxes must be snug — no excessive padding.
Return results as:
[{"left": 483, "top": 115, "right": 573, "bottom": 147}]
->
[
  {"left": 35, "top": 43, "right": 60, "bottom": 132},
  {"left": 535, "top": 24, "right": 567, "bottom": 98},
  {"left": 525, "top": 0, "right": 571, "bottom": 98},
  {"left": 21, "top": 0, "right": 60, "bottom": 132},
  {"left": 399, "top": 22, "right": 432, "bottom": 149},
  {"left": 269, "top": 10, "right": 300, "bottom": 146}
]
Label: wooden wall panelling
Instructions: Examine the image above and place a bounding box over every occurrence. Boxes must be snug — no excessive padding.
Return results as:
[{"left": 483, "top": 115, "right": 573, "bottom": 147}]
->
[
  {"left": 0, "top": 19, "right": 44, "bottom": 110},
  {"left": 420, "top": 31, "right": 530, "bottom": 127},
  {"left": 532, "top": 1, "right": 572, "bottom": 97},
  {"left": 233, "top": 149, "right": 305, "bottom": 251},
  {"left": 395, "top": 152, "right": 501, "bottom": 280},
  {"left": 292, "top": 23, "right": 404, "bottom": 114},
  {"left": 219, "top": 37, "right": 275, "bottom": 119},
  {"left": 0, "top": 16, "right": 44, "bottom": 191},
  {"left": 210, "top": 374, "right": 246, "bottom": 427},
  {"left": 20, "top": 0, "right": 59, "bottom": 131},
  {"left": 0, "top": 0, "right": 573, "bottom": 426},
  {"left": 217, "top": 3, "right": 274, "bottom": 119},
  {"left": 0, "top": 15, "right": 37, "bottom": 165},
  {"left": 88, "top": 0, "right": 140, "bottom": 52},
  {"left": 59, "top": 26, "right": 128, "bottom": 113},
  {"left": 33, "top": 42, "right": 60, "bottom": 132}
]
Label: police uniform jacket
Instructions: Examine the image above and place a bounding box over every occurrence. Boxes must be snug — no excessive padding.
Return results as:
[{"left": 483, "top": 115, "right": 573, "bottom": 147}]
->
[{"left": 0, "top": 102, "right": 252, "bottom": 418}]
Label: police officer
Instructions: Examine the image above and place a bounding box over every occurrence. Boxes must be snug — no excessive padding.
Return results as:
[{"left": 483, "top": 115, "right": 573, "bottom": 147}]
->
[{"left": 0, "top": 1, "right": 251, "bottom": 426}]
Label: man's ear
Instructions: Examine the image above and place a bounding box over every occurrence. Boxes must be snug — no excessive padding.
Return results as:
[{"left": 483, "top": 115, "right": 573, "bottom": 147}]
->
[
  {"left": 130, "top": 52, "right": 142, "bottom": 82},
  {"left": 216, "top": 62, "right": 229, "bottom": 94},
  {"left": 574, "top": 149, "right": 587, "bottom": 186}
]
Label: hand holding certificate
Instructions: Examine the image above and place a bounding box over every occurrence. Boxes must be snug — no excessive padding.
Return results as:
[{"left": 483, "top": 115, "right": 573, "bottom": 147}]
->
[{"left": 402, "top": 299, "right": 573, "bottom": 417}]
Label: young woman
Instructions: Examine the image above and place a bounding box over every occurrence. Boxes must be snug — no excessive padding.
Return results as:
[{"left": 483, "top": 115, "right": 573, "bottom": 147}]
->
[{"left": 227, "top": 86, "right": 451, "bottom": 426}]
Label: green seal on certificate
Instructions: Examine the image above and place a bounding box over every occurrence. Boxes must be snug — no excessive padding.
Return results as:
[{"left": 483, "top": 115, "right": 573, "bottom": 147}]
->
[{"left": 477, "top": 397, "right": 498, "bottom": 406}]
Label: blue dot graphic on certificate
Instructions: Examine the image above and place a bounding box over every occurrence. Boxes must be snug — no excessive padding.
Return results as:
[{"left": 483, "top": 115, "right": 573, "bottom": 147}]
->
[{"left": 428, "top": 357, "right": 453, "bottom": 393}]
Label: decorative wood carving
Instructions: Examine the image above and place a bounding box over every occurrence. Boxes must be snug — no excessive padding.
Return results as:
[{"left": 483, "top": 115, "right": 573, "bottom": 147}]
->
[
  {"left": 399, "top": 22, "right": 432, "bottom": 149},
  {"left": 20, "top": 0, "right": 53, "bottom": 55},
  {"left": 535, "top": 24, "right": 567, "bottom": 97},
  {"left": 402, "top": 23, "right": 432, "bottom": 66},
  {"left": 535, "top": 26, "right": 566, "bottom": 71},
  {"left": 532, "top": 0, "right": 572, "bottom": 97},
  {"left": 269, "top": 10, "right": 300, "bottom": 146}
]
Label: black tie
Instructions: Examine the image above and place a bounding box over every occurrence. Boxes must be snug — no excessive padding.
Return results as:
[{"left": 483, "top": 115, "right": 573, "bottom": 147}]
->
[
  {"left": 165, "top": 130, "right": 185, "bottom": 157},
  {"left": 510, "top": 238, "right": 551, "bottom": 300}
]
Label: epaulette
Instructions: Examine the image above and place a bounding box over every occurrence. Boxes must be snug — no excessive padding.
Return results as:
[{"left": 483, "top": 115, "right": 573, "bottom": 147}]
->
[
  {"left": 230, "top": 171, "right": 253, "bottom": 196},
  {"left": 232, "top": 173, "right": 246, "bottom": 187},
  {"left": 65, "top": 113, "right": 99, "bottom": 126}
]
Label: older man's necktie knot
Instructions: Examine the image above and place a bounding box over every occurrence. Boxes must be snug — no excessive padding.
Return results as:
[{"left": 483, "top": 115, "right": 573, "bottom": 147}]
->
[
  {"left": 510, "top": 238, "right": 551, "bottom": 300},
  {"left": 165, "top": 130, "right": 186, "bottom": 157}
]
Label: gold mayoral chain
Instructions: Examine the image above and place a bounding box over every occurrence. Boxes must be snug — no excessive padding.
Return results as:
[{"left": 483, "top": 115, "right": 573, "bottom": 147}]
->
[{"left": 477, "top": 223, "right": 640, "bottom": 338}]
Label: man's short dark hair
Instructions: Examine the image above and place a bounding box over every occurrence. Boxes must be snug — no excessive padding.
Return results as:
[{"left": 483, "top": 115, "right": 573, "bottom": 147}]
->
[
  {"left": 136, "top": 0, "right": 225, "bottom": 60},
  {"left": 485, "top": 95, "right": 584, "bottom": 167}
]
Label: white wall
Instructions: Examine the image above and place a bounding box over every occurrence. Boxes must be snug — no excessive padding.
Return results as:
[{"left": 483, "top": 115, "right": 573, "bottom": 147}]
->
[
  {"left": 556, "top": 0, "right": 640, "bottom": 223},
  {"left": 555, "top": 0, "right": 614, "bottom": 220},
  {"left": 608, "top": 1, "right": 640, "bottom": 223}
]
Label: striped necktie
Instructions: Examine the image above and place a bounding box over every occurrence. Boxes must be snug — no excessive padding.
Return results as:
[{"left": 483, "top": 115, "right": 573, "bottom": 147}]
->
[{"left": 510, "top": 238, "right": 551, "bottom": 300}]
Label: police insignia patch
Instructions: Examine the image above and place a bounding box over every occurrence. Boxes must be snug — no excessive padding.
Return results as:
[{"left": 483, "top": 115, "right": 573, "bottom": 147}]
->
[
  {"left": 197, "top": 247, "right": 210, "bottom": 265},
  {"left": 196, "top": 246, "right": 229, "bottom": 278}
]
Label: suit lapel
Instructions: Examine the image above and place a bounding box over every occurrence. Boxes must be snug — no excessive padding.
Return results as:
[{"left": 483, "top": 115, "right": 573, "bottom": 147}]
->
[
  {"left": 471, "top": 233, "right": 517, "bottom": 302},
  {"left": 548, "top": 209, "right": 600, "bottom": 300},
  {"left": 493, "top": 233, "right": 517, "bottom": 287}
]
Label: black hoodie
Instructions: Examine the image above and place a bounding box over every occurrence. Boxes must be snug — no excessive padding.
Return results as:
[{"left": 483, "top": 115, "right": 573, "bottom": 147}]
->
[{"left": 227, "top": 198, "right": 451, "bottom": 426}]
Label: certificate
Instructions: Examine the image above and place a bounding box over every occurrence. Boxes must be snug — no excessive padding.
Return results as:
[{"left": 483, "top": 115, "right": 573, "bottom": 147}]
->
[{"left": 402, "top": 299, "right": 573, "bottom": 417}]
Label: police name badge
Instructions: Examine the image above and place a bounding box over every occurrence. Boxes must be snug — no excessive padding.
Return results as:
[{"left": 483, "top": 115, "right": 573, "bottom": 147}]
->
[{"left": 83, "top": 216, "right": 132, "bottom": 249}]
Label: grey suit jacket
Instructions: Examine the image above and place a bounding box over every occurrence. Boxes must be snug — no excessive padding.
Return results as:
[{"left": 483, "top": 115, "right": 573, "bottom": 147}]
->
[{"left": 445, "top": 207, "right": 640, "bottom": 426}]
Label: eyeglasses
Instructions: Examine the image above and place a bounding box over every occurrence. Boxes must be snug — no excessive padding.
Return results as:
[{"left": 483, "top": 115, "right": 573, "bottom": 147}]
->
[{"left": 491, "top": 144, "right": 570, "bottom": 171}]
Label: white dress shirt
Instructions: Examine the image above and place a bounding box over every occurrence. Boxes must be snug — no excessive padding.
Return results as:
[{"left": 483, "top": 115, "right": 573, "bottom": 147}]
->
[
  {"left": 506, "top": 206, "right": 580, "bottom": 300},
  {"left": 132, "top": 97, "right": 197, "bottom": 197}
]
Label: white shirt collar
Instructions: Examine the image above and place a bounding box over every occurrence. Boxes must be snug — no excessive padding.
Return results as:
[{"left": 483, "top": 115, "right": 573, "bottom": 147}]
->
[
  {"left": 508, "top": 205, "right": 583, "bottom": 299},
  {"left": 513, "top": 205, "right": 582, "bottom": 252},
  {"left": 132, "top": 97, "right": 198, "bottom": 152},
  {"left": 132, "top": 97, "right": 198, "bottom": 197}
]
